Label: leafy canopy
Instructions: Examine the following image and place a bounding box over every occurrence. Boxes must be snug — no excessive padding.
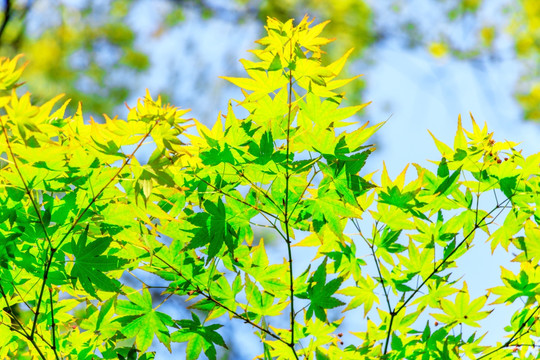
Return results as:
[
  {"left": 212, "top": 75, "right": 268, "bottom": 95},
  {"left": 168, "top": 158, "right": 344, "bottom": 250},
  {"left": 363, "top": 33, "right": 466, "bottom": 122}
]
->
[{"left": 0, "top": 17, "right": 539, "bottom": 360}]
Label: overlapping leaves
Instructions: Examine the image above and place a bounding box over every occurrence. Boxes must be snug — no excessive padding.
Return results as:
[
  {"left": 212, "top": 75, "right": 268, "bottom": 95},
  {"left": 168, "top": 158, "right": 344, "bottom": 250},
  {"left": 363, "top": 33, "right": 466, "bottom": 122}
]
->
[{"left": 0, "top": 15, "right": 539, "bottom": 360}]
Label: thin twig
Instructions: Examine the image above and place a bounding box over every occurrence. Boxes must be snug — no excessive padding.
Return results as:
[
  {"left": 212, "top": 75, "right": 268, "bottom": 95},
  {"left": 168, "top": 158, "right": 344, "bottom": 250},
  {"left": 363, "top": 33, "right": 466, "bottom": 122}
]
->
[
  {"left": 192, "top": 172, "right": 281, "bottom": 221},
  {"left": 230, "top": 163, "right": 284, "bottom": 216},
  {"left": 30, "top": 250, "right": 54, "bottom": 338},
  {"left": 396, "top": 198, "right": 508, "bottom": 316},
  {"left": 151, "top": 252, "right": 290, "bottom": 346},
  {"left": 477, "top": 305, "right": 540, "bottom": 359},
  {"left": 353, "top": 219, "right": 394, "bottom": 354},
  {"left": 0, "top": 283, "right": 48, "bottom": 360},
  {"left": 380, "top": 198, "right": 510, "bottom": 354},
  {"left": 283, "top": 38, "right": 300, "bottom": 360},
  {"left": 48, "top": 287, "right": 60, "bottom": 360},
  {"left": 1, "top": 115, "right": 52, "bottom": 247}
]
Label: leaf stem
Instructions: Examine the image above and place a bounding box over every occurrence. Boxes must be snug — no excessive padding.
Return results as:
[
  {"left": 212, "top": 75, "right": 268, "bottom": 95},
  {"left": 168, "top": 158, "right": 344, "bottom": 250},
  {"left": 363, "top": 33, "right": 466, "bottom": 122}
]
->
[
  {"left": 231, "top": 164, "right": 284, "bottom": 216},
  {"left": 288, "top": 165, "right": 320, "bottom": 221},
  {"left": 56, "top": 121, "right": 160, "bottom": 248}
]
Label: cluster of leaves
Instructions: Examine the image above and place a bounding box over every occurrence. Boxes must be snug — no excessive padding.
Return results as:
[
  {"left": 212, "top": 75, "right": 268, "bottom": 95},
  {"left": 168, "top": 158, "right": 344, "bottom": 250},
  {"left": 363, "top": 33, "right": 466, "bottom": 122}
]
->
[
  {"left": 4, "top": 0, "right": 540, "bottom": 122},
  {"left": 0, "top": 16, "right": 539, "bottom": 360},
  {"left": 0, "top": 0, "right": 372, "bottom": 118}
]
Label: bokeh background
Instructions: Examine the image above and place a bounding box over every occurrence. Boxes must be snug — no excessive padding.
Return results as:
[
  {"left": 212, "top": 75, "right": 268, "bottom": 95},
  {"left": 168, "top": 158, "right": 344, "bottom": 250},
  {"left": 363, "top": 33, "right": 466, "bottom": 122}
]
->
[{"left": 1, "top": 0, "right": 539, "bottom": 358}]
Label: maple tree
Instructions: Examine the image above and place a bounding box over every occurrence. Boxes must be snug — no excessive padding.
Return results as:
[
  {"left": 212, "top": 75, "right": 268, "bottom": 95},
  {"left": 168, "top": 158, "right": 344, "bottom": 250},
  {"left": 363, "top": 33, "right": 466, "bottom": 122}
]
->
[{"left": 0, "top": 16, "right": 539, "bottom": 360}]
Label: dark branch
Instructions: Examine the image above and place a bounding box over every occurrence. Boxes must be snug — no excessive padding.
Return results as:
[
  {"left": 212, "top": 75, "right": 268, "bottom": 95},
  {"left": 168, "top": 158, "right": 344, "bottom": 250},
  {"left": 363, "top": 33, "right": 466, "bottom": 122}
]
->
[{"left": 0, "top": 0, "right": 11, "bottom": 45}]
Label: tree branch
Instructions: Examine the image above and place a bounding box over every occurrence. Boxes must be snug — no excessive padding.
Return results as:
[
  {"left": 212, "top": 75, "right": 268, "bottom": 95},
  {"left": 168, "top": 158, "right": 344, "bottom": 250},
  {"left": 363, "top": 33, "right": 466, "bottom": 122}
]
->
[
  {"left": 151, "top": 252, "right": 291, "bottom": 347},
  {"left": 0, "top": 0, "right": 11, "bottom": 45},
  {"left": 283, "top": 38, "right": 300, "bottom": 360}
]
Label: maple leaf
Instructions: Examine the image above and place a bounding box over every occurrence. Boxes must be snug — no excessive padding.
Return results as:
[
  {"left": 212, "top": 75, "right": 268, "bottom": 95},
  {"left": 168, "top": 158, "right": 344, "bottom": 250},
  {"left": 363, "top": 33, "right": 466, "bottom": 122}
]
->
[
  {"left": 430, "top": 282, "right": 492, "bottom": 327},
  {"left": 115, "top": 288, "right": 175, "bottom": 352},
  {"left": 297, "top": 259, "right": 345, "bottom": 321},
  {"left": 339, "top": 275, "right": 379, "bottom": 317},
  {"left": 70, "top": 225, "right": 127, "bottom": 298},
  {"left": 171, "top": 313, "right": 228, "bottom": 360}
]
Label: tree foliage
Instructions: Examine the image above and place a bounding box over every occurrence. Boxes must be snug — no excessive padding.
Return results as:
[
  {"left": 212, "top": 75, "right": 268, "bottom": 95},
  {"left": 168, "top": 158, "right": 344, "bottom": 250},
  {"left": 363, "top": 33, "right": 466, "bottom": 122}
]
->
[
  {"left": 0, "top": 1, "right": 539, "bottom": 121},
  {"left": 0, "top": 17, "right": 539, "bottom": 360}
]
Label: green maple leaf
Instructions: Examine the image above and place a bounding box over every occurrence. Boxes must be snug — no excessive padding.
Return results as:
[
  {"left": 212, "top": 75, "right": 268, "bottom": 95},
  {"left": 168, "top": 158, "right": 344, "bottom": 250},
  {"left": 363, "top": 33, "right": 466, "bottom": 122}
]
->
[
  {"left": 253, "top": 130, "right": 274, "bottom": 164},
  {"left": 434, "top": 166, "right": 462, "bottom": 196},
  {"left": 186, "top": 199, "right": 237, "bottom": 262},
  {"left": 297, "top": 259, "right": 345, "bottom": 321},
  {"left": 491, "top": 265, "right": 540, "bottom": 304},
  {"left": 431, "top": 282, "right": 491, "bottom": 327},
  {"left": 318, "top": 152, "right": 375, "bottom": 205},
  {"left": 379, "top": 186, "right": 416, "bottom": 209},
  {"left": 115, "top": 288, "right": 175, "bottom": 353},
  {"left": 304, "top": 197, "right": 342, "bottom": 236},
  {"left": 171, "top": 313, "right": 228, "bottom": 360},
  {"left": 70, "top": 224, "right": 126, "bottom": 298},
  {"left": 339, "top": 275, "right": 379, "bottom": 316}
]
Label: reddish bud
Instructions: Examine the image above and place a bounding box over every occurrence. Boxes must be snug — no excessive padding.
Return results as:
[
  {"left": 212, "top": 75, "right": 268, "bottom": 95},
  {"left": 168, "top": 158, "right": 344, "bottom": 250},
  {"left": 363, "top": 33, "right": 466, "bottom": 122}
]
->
[
  {"left": 434, "top": 321, "right": 439, "bottom": 326},
  {"left": 497, "top": 159, "right": 502, "bottom": 164}
]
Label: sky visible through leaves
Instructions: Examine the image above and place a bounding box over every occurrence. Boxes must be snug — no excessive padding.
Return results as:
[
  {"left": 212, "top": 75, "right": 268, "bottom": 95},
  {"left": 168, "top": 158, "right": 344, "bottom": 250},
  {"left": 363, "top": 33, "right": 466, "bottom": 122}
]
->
[
  {"left": 99, "top": 3, "right": 540, "bottom": 358},
  {"left": 106, "top": 9, "right": 540, "bottom": 360}
]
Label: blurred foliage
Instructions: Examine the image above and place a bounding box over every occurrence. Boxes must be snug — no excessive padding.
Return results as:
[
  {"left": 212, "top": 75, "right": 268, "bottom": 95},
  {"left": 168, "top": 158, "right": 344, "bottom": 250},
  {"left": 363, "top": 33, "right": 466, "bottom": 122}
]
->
[
  {"left": 508, "top": 0, "right": 540, "bottom": 120},
  {"left": 0, "top": 0, "right": 147, "bottom": 116},
  {"left": 0, "top": 0, "right": 539, "bottom": 121}
]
